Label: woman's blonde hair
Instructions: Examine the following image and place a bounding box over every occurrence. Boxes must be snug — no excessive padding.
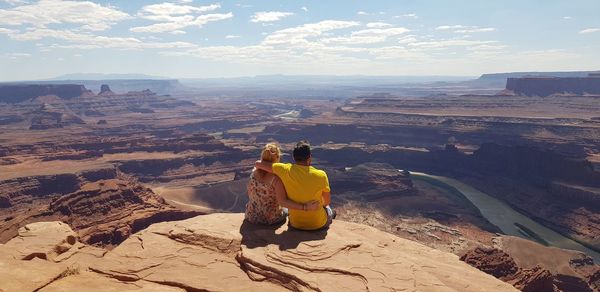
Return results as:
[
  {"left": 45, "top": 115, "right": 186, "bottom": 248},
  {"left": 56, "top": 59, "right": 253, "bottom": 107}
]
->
[{"left": 256, "top": 143, "right": 281, "bottom": 179}]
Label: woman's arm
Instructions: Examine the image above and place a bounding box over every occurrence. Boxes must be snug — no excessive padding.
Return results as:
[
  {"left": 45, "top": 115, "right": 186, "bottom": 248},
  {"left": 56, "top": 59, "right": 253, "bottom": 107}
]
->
[{"left": 274, "top": 178, "right": 319, "bottom": 211}]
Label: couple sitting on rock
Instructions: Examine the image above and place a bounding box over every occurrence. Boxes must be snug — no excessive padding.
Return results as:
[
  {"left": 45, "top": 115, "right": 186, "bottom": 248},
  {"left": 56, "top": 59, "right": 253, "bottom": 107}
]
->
[{"left": 245, "top": 140, "right": 335, "bottom": 230}]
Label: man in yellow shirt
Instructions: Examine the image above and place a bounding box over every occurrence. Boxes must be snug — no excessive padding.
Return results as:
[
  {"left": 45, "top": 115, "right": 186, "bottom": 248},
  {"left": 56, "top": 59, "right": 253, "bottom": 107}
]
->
[{"left": 255, "top": 140, "right": 334, "bottom": 230}]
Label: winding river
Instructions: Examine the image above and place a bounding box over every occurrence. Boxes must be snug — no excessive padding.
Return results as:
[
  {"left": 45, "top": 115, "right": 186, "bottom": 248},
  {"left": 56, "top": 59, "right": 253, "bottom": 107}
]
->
[{"left": 410, "top": 172, "right": 600, "bottom": 262}]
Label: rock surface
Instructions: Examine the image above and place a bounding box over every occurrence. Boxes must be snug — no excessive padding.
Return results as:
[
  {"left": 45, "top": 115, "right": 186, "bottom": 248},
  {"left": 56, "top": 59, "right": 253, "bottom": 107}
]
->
[
  {"left": 460, "top": 247, "right": 519, "bottom": 279},
  {"left": 461, "top": 238, "right": 600, "bottom": 292},
  {"left": 0, "top": 213, "right": 517, "bottom": 291}
]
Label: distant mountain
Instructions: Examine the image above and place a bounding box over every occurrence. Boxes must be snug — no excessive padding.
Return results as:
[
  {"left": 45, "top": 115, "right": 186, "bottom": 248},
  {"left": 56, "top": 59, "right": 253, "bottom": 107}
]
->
[
  {"left": 48, "top": 73, "right": 170, "bottom": 81},
  {"left": 178, "top": 75, "right": 477, "bottom": 99},
  {"left": 180, "top": 75, "right": 475, "bottom": 88},
  {"left": 1, "top": 80, "right": 185, "bottom": 95},
  {"left": 478, "top": 71, "right": 597, "bottom": 81},
  {"left": 467, "top": 71, "right": 599, "bottom": 88}
]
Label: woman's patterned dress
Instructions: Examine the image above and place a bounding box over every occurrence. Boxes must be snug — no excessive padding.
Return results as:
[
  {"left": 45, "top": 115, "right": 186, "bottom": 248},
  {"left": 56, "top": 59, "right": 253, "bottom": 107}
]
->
[{"left": 245, "top": 171, "right": 286, "bottom": 225}]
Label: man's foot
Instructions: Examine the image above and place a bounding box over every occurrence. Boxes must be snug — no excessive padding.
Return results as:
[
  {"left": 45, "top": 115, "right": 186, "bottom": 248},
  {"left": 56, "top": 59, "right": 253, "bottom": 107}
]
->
[{"left": 332, "top": 209, "right": 337, "bottom": 219}]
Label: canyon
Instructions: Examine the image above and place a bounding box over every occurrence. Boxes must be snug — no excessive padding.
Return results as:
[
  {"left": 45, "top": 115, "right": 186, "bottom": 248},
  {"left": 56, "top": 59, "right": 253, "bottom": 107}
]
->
[{"left": 1, "top": 73, "right": 599, "bottom": 291}]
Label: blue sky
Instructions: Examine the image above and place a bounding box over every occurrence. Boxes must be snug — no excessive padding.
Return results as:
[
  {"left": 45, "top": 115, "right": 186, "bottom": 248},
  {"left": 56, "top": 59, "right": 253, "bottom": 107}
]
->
[{"left": 1, "top": 0, "right": 599, "bottom": 81}]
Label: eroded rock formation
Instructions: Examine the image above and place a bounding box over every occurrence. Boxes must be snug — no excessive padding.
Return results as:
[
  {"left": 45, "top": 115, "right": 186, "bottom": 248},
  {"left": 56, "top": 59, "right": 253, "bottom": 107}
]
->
[
  {"left": 28, "top": 104, "right": 86, "bottom": 130},
  {"left": 0, "top": 213, "right": 517, "bottom": 291},
  {"left": 0, "top": 168, "right": 202, "bottom": 246},
  {"left": 461, "top": 236, "right": 600, "bottom": 292},
  {"left": 0, "top": 84, "right": 92, "bottom": 103},
  {"left": 98, "top": 84, "right": 115, "bottom": 96}
]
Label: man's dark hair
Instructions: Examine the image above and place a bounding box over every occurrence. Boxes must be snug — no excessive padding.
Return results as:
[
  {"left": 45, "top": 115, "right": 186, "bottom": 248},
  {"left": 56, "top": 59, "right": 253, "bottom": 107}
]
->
[{"left": 293, "top": 140, "right": 311, "bottom": 162}]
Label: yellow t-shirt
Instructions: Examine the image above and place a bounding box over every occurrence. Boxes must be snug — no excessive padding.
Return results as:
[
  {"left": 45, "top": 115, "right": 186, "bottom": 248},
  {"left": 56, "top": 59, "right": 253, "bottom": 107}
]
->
[{"left": 272, "top": 163, "right": 330, "bottom": 230}]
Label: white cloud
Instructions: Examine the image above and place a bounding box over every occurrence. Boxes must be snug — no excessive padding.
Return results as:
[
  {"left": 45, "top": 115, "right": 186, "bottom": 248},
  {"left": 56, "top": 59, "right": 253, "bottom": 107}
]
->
[
  {"left": 357, "top": 11, "right": 368, "bottom": 15},
  {"left": 165, "top": 20, "right": 425, "bottom": 69},
  {"left": 562, "top": 16, "right": 572, "bottom": 20},
  {"left": 436, "top": 25, "right": 495, "bottom": 33},
  {"left": 579, "top": 28, "right": 600, "bottom": 34},
  {"left": 251, "top": 11, "right": 294, "bottom": 23},
  {"left": 139, "top": 2, "right": 219, "bottom": 18},
  {"left": 5, "top": 27, "right": 198, "bottom": 50},
  {"left": 394, "top": 13, "right": 418, "bottom": 19},
  {"left": 131, "top": 2, "right": 230, "bottom": 33},
  {"left": 436, "top": 25, "right": 467, "bottom": 30},
  {"left": 409, "top": 39, "right": 498, "bottom": 49},
  {"left": 131, "top": 12, "right": 232, "bottom": 33},
  {"left": 301, "top": 6, "right": 308, "bottom": 12},
  {"left": 225, "top": 35, "right": 240, "bottom": 38},
  {"left": 321, "top": 27, "right": 410, "bottom": 45},
  {"left": 145, "top": 19, "right": 516, "bottom": 76},
  {"left": 0, "top": 27, "right": 17, "bottom": 34},
  {"left": 164, "top": 20, "right": 373, "bottom": 67},
  {"left": 262, "top": 20, "right": 360, "bottom": 45},
  {"left": 3, "top": 52, "right": 30, "bottom": 59},
  {"left": 467, "top": 44, "right": 504, "bottom": 50},
  {"left": 397, "top": 35, "right": 418, "bottom": 44},
  {"left": 455, "top": 27, "right": 495, "bottom": 33},
  {"left": 0, "top": 0, "right": 28, "bottom": 5},
  {"left": 0, "top": 0, "right": 130, "bottom": 31},
  {"left": 366, "top": 22, "right": 392, "bottom": 28}
]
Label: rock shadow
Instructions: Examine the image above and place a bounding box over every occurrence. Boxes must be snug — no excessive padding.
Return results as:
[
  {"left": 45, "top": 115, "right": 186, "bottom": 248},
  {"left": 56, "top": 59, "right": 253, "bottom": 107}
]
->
[
  {"left": 239, "top": 219, "right": 328, "bottom": 251},
  {"left": 275, "top": 227, "right": 328, "bottom": 251}
]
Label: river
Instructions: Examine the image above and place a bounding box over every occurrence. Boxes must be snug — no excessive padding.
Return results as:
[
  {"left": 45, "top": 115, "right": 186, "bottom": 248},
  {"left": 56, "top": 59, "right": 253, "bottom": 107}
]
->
[{"left": 410, "top": 172, "right": 600, "bottom": 262}]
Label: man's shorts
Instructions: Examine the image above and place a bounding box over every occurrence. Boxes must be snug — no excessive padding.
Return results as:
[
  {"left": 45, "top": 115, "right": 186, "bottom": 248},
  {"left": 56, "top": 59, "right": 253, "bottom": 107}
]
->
[{"left": 285, "top": 206, "right": 335, "bottom": 231}]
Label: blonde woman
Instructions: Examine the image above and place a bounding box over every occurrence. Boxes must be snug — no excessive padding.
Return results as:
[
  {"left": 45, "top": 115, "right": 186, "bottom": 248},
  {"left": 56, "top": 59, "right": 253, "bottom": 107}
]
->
[{"left": 245, "top": 143, "right": 319, "bottom": 225}]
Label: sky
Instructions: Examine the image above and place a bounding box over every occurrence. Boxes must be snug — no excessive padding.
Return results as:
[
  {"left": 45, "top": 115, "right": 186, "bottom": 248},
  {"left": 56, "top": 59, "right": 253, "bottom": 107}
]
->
[{"left": 1, "top": 0, "right": 599, "bottom": 81}]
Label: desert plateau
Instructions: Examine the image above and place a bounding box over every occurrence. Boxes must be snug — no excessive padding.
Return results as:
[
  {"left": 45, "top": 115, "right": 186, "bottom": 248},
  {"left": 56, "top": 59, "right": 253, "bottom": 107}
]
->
[{"left": 1, "top": 72, "right": 599, "bottom": 291}]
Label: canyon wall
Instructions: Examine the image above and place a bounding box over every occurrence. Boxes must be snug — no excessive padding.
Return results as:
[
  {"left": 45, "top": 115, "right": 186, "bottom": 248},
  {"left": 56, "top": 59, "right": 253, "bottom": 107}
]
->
[
  {"left": 0, "top": 168, "right": 202, "bottom": 246},
  {"left": 506, "top": 76, "right": 600, "bottom": 96},
  {"left": 0, "top": 84, "right": 91, "bottom": 103}
]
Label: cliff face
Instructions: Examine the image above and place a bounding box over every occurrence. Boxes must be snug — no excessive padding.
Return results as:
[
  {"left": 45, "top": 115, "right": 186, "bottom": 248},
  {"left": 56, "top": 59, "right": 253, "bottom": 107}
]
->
[
  {"left": 461, "top": 236, "right": 600, "bottom": 291},
  {"left": 0, "top": 84, "right": 91, "bottom": 103},
  {"left": 471, "top": 143, "right": 600, "bottom": 187},
  {"left": 506, "top": 76, "right": 600, "bottom": 97},
  {"left": 0, "top": 213, "right": 517, "bottom": 291},
  {"left": 0, "top": 168, "right": 202, "bottom": 246}
]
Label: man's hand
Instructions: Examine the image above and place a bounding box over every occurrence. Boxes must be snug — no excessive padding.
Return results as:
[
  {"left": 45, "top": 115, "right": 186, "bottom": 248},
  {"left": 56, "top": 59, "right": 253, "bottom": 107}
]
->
[
  {"left": 322, "top": 191, "right": 331, "bottom": 206},
  {"left": 304, "top": 200, "right": 320, "bottom": 211}
]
